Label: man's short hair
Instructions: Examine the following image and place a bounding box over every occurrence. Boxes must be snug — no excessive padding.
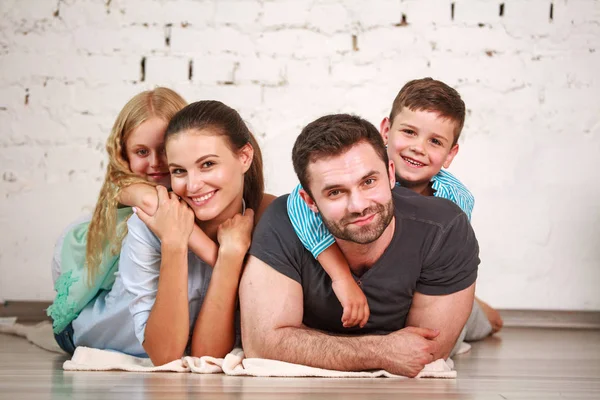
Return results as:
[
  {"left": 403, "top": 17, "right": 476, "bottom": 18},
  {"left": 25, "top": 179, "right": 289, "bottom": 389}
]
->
[
  {"left": 292, "top": 114, "right": 389, "bottom": 196},
  {"left": 389, "top": 77, "right": 466, "bottom": 144}
]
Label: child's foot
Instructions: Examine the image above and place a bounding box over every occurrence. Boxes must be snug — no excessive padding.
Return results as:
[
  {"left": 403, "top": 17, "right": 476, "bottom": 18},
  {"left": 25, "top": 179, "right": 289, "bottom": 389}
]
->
[
  {"left": 332, "top": 278, "right": 370, "bottom": 328},
  {"left": 475, "top": 297, "right": 504, "bottom": 334}
]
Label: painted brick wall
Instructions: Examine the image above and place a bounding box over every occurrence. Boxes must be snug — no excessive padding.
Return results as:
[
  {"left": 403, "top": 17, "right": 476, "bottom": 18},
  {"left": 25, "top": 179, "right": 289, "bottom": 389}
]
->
[{"left": 1, "top": 0, "right": 599, "bottom": 309}]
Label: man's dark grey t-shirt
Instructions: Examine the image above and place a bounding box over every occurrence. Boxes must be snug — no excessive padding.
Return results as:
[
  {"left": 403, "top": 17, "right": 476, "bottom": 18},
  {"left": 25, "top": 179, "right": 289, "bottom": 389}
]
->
[{"left": 249, "top": 186, "right": 479, "bottom": 335}]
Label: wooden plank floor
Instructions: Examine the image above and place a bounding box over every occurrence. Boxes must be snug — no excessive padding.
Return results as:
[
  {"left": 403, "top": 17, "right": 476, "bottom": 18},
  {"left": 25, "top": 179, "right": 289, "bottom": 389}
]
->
[{"left": 0, "top": 327, "right": 599, "bottom": 399}]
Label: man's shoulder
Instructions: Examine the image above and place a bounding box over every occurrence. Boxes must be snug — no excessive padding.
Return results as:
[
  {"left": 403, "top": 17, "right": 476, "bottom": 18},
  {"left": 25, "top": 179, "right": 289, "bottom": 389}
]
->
[
  {"left": 254, "top": 193, "right": 297, "bottom": 235},
  {"left": 392, "top": 186, "right": 466, "bottom": 228},
  {"left": 261, "top": 193, "right": 291, "bottom": 220}
]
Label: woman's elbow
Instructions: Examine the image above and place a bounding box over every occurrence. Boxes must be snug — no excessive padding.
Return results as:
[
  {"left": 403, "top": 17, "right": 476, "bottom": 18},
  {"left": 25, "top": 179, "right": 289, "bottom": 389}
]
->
[{"left": 145, "top": 342, "right": 186, "bottom": 366}]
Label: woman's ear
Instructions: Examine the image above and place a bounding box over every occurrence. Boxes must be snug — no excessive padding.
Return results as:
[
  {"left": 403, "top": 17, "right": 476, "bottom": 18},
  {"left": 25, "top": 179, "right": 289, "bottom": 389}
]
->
[{"left": 239, "top": 142, "right": 254, "bottom": 173}]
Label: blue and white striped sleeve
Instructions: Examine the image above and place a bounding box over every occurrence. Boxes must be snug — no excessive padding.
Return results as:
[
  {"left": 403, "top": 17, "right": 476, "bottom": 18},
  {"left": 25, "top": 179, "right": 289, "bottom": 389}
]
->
[
  {"left": 286, "top": 184, "right": 335, "bottom": 259},
  {"left": 432, "top": 170, "right": 475, "bottom": 221}
]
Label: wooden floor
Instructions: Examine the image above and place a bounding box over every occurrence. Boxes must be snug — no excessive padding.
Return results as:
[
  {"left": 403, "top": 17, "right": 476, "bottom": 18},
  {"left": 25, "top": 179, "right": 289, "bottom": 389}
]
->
[{"left": 0, "top": 327, "right": 599, "bottom": 399}]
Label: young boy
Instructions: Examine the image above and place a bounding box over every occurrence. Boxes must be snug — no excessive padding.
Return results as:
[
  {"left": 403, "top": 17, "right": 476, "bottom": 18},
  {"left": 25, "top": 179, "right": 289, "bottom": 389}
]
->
[{"left": 287, "top": 78, "right": 503, "bottom": 336}]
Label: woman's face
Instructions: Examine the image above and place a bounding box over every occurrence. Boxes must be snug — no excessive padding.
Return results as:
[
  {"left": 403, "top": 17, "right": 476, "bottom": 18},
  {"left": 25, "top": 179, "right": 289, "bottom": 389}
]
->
[
  {"left": 166, "top": 130, "right": 253, "bottom": 222},
  {"left": 125, "top": 117, "right": 170, "bottom": 187}
]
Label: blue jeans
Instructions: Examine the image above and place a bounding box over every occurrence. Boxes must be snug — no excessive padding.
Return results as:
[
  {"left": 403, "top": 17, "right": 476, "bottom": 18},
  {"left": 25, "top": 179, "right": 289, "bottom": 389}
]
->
[{"left": 54, "top": 323, "right": 76, "bottom": 355}]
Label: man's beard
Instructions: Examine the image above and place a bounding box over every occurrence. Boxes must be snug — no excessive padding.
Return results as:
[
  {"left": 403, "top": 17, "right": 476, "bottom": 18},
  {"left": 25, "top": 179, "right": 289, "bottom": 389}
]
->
[{"left": 320, "top": 200, "right": 395, "bottom": 244}]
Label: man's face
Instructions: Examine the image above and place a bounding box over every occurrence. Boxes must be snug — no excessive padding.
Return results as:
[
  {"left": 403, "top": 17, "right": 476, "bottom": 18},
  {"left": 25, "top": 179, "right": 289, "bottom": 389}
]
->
[{"left": 300, "top": 142, "right": 396, "bottom": 244}]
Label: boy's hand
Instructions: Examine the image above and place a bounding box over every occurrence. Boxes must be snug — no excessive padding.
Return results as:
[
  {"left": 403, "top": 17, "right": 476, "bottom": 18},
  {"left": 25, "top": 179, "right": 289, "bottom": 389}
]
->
[{"left": 332, "top": 277, "right": 370, "bottom": 328}]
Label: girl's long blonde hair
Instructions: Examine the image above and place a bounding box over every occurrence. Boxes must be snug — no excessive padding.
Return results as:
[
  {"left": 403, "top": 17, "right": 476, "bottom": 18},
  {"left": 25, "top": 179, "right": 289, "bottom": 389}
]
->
[{"left": 85, "top": 87, "right": 187, "bottom": 285}]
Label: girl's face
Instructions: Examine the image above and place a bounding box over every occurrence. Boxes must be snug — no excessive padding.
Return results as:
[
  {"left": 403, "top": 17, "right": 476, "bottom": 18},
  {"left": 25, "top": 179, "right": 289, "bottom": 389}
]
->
[
  {"left": 125, "top": 117, "right": 170, "bottom": 187},
  {"left": 166, "top": 130, "right": 253, "bottom": 223}
]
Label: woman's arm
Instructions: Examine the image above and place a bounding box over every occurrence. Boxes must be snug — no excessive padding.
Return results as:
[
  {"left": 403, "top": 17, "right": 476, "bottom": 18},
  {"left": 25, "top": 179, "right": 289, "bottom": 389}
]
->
[
  {"left": 134, "top": 186, "right": 195, "bottom": 365},
  {"left": 190, "top": 209, "right": 255, "bottom": 358}
]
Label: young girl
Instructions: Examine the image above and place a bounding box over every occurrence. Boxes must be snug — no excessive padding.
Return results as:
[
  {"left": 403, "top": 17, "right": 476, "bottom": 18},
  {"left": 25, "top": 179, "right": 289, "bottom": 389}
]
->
[
  {"left": 49, "top": 88, "right": 217, "bottom": 352},
  {"left": 54, "top": 100, "right": 273, "bottom": 364}
]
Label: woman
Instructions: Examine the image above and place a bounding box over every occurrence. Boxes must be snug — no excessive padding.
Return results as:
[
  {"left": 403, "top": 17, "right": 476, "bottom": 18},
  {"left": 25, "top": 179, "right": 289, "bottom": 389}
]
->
[{"left": 70, "top": 100, "right": 273, "bottom": 365}]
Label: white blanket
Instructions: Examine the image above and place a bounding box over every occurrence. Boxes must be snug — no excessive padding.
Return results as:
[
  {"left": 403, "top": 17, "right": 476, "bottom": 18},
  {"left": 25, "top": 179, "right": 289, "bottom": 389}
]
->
[{"left": 64, "top": 346, "right": 460, "bottom": 378}]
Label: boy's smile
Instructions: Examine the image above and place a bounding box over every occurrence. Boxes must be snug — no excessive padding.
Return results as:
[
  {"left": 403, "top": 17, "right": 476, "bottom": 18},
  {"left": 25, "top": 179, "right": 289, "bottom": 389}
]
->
[{"left": 381, "top": 108, "right": 459, "bottom": 194}]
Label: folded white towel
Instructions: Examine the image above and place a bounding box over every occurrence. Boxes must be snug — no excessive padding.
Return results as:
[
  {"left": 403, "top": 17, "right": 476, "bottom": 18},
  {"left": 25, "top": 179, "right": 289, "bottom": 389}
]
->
[{"left": 64, "top": 346, "right": 458, "bottom": 378}]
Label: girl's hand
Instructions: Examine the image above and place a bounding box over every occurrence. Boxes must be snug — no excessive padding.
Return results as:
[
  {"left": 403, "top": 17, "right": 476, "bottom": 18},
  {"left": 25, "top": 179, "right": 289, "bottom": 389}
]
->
[
  {"left": 135, "top": 186, "right": 194, "bottom": 248},
  {"left": 217, "top": 208, "right": 255, "bottom": 256}
]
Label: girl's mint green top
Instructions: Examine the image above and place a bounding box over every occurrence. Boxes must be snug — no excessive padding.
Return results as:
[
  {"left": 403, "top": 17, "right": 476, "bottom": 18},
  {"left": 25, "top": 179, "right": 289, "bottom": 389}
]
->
[{"left": 47, "top": 207, "right": 133, "bottom": 334}]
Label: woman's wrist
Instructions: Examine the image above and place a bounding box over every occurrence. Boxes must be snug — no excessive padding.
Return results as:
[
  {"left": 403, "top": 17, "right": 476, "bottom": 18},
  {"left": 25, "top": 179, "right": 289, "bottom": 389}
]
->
[{"left": 218, "top": 242, "right": 250, "bottom": 258}]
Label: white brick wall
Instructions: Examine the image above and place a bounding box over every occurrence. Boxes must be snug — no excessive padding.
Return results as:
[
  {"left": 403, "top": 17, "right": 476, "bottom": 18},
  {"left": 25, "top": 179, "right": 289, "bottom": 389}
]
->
[{"left": 1, "top": 0, "right": 599, "bottom": 310}]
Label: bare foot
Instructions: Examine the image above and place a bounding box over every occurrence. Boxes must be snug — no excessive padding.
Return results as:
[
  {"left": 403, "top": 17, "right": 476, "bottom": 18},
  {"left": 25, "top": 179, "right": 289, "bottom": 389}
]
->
[{"left": 475, "top": 297, "right": 504, "bottom": 334}]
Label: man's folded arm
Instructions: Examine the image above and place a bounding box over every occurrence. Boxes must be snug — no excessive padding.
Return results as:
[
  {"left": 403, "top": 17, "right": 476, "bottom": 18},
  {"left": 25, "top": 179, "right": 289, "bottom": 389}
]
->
[
  {"left": 407, "top": 283, "right": 475, "bottom": 359},
  {"left": 239, "top": 255, "right": 382, "bottom": 371},
  {"left": 239, "top": 255, "right": 442, "bottom": 377}
]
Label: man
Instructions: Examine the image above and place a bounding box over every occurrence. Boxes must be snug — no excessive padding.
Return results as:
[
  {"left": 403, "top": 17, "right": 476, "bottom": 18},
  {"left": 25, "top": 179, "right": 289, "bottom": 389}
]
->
[{"left": 239, "top": 114, "right": 478, "bottom": 377}]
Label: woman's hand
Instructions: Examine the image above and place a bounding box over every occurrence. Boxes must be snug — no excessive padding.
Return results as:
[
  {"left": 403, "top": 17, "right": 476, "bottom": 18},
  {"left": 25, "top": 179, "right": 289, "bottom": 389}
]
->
[
  {"left": 217, "top": 208, "right": 255, "bottom": 257},
  {"left": 135, "top": 186, "right": 194, "bottom": 248}
]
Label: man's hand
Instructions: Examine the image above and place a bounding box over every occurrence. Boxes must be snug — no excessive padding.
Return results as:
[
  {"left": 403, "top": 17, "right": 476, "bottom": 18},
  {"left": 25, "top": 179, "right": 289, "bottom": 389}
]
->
[
  {"left": 381, "top": 326, "right": 441, "bottom": 377},
  {"left": 135, "top": 186, "right": 194, "bottom": 248},
  {"left": 332, "top": 277, "right": 370, "bottom": 328}
]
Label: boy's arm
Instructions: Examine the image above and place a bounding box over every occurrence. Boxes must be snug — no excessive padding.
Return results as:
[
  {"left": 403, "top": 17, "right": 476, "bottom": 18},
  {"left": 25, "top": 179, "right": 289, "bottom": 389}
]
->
[
  {"left": 317, "top": 246, "right": 369, "bottom": 328},
  {"left": 287, "top": 184, "right": 369, "bottom": 328}
]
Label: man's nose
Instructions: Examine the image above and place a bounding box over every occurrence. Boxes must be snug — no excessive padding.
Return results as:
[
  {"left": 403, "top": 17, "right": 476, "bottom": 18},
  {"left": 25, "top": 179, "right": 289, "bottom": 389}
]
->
[{"left": 347, "top": 190, "right": 370, "bottom": 214}]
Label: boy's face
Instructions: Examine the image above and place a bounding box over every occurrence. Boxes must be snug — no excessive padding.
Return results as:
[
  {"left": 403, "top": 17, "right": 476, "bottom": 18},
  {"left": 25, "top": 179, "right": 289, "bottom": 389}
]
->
[{"left": 381, "top": 108, "right": 459, "bottom": 191}]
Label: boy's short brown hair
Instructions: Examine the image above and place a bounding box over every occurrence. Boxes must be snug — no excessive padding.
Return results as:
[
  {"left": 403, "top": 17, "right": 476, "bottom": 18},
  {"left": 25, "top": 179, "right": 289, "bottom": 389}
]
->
[{"left": 389, "top": 78, "right": 466, "bottom": 145}]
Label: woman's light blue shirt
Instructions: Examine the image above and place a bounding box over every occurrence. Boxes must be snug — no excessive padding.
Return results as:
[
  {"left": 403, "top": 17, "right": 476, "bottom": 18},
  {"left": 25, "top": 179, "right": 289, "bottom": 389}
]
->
[{"left": 72, "top": 215, "right": 213, "bottom": 357}]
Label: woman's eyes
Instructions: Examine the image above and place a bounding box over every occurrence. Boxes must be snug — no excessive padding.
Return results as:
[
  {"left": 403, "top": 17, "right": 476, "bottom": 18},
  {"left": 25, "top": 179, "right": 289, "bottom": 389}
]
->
[
  {"left": 135, "top": 148, "right": 149, "bottom": 156},
  {"left": 171, "top": 162, "right": 215, "bottom": 175}
]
